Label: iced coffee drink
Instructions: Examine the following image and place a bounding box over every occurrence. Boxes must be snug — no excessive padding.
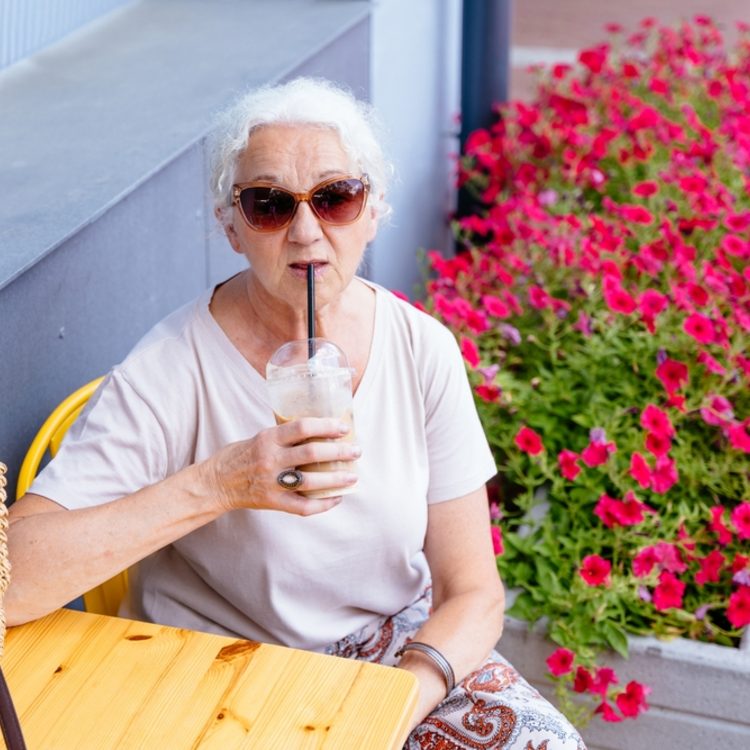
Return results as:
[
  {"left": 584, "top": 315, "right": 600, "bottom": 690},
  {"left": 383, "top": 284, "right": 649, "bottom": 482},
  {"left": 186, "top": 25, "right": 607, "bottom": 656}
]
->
[{"left": 266, "top": 339, "right": 358, "bottom": 499}]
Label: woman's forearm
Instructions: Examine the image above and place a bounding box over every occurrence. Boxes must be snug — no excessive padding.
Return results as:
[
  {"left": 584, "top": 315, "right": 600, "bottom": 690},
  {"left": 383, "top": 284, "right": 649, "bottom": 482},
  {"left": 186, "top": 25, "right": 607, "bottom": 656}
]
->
[
  {"left": 5, "top": 462, "right": 220, "bottom": 625},
  {"left": 397, "top": 584, "right": 505, "bottom": 728}
]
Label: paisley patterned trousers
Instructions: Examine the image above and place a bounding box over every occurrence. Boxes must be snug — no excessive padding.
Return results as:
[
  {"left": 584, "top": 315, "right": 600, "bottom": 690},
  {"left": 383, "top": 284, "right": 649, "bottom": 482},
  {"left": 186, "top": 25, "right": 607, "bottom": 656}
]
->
[{"left": 324, "top": 589, "right": 586, "bottom": 750}]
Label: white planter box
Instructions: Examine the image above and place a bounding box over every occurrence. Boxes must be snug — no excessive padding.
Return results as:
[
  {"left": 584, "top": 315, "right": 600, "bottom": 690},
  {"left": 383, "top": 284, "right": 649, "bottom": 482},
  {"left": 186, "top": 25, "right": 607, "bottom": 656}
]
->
[{"left": 496, "top": 615, "right": 750, "bottom": 750}]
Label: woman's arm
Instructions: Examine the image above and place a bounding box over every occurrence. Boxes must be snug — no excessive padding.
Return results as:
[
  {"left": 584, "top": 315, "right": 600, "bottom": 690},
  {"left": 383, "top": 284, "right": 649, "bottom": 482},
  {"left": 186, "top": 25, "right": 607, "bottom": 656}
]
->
[
  {"left": 6, "top": 417, "right": 359, "bottom": 625},
  {"left": 396, "top": 485, "right": 505, "bottom": 729}
]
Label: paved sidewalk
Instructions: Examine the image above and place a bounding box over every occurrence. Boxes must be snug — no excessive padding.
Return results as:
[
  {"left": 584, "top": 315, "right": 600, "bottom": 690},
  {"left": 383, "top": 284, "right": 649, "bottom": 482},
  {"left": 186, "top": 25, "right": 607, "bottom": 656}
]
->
[{"left": 511, "top": 0, "right": 750, "bottom": 100}]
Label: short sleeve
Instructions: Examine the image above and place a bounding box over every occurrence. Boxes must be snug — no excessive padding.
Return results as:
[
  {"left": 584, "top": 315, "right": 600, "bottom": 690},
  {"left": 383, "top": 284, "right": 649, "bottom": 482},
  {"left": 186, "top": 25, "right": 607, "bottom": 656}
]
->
[
  {"left": 418, "top": 320, "right": 497, "bottom": 503},
  {"left": 29, "top": 370, "right": 170, "bottom": 510}
]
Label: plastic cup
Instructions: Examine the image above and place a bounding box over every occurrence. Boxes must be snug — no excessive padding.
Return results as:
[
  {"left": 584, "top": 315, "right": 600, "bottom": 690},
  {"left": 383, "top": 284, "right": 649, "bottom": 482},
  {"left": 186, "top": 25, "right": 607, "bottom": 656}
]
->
[{"left": 266, "top": 338, "right": 358, "bottom": 499}]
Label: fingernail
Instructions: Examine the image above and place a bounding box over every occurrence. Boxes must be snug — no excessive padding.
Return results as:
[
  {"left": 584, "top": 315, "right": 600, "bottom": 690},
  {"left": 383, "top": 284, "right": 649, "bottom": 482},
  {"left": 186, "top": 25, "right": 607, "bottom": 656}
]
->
[
  {"left": 352, "top": 445, "right": 362, "bottom": 458},
  {"left": 345, "top": 472, "right": 358, "bottom": 484},
  {"left": 339, "top": 421, "right": 350, "bottom": 434}
]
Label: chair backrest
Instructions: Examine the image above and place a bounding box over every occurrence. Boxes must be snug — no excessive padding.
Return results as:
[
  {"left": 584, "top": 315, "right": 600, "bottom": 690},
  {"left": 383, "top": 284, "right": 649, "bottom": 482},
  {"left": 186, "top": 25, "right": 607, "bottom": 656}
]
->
[{"left": 16, "top": 378, "right": 129, "bottom": 617}]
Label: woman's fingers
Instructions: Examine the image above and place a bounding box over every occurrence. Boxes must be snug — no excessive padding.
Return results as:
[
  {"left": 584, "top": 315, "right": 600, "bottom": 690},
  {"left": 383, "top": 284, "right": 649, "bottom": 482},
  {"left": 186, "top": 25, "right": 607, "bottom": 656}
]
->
[
  {"left": 273, "top": 417, "right": 351, "bottom": 446},
  {"left": 284, "top": 438, "right": 361, "bottom": 467}
]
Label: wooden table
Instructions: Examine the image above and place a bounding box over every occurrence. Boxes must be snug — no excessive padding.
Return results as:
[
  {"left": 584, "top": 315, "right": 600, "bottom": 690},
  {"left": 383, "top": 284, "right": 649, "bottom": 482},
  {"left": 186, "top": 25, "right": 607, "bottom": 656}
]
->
[{"left": 0, "top": 608, "right": 419, "bottom": 749}]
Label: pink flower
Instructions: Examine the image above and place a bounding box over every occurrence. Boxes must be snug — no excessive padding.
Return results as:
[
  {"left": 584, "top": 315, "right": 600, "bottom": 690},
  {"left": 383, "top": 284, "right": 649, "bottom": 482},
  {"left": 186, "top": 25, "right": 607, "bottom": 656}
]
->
[
  {"left": 632, "top": 180, "right": 659, "bottom": 197},
  {"left": 620, "top": 204, "right": 654, "bottom": 224},
  {"left": 595, "top": 701, "right": 623, "bottom": 723},
  {"left": 697, "top": 350, "right": 726, "bottom": 375},
  {"left": 582, "top": 439, "right": 617, "bottom": 467},
  {"left": 638, "top": 289, "right": 668, "bottom": 317},
  {"left": 653, "top": 571, "right": 686, "bottom": 611},
  {"left": 460, "top": 336, "right": 480, "bottom": 368},
  {"left": 616, "top": 681, "right": 651, "bottom": 718},
  {"left": 726, "top": 587, "right": 750, "bottom": 628},
  {"left": 580, "top": 555, "right": 612, "bottom": 587},
  {"left": 515, "top": 426, "right": 544, "bottom": 455},
  {"left": 618, "top": 491, "right": 656, "bottom": 525},
  {"left": 655, "top": 359, "right": 689, "bottom": 394},
  {"left": 640, "top": 404, "right": 674, "bottom": 438},
  {"left": 603, "top": 283, "right": 637, "bottom": 314},
  {"left": 482, "top": 294, "right": 510, "bottom": 318},
  {"left": 572, "top": 310, "right": 592, "bottom": 337},
  {"left": 709, "top": 506, "right": 734, "bottom": 545},
  {"left": 683, "top": 313, "right": 715, "bottom": 344},
  {"left": 593, "top": 495, "right": 620, "bottom": 528},
  {"left": 491, "top": 526, "right": 504, "bottom": 556},
  {"left": 630, "top": 452, "right": 652, "bottom": 488},
  {"left": 700, "top": 394, "right": 734, "bottom": 426},
  {"left": 590, "top": 666, "right": 618, "bottom": 696},
  {"left": 633, "top": 546, "right": 659, "bottom": 577},
  {"left": 528, "top": 285, "right": 551, "bottom": 310},
  {"left": 573, "top": 666, "right": 594, "bottom": 693},
  {"left": 476, "top": 385, "right": 501, "bottom": 403},
  {"left": 695, "top": 550, "right": 726, "bottom": 586},
  {"left": 655, "top": 541, "right": 688, "bottom": 573},
  {"left": 732, "top": 502, "right": 750, "bottom": 540},
  {"left": 558, "top": 449, "right": 581, "bottom": 480},
  {"left": 650, "top": 455, "right": 679, "bottom": 494},
  {"left": 546, "top": 647, "right": 575, "bottom": 676},
  {"left": 728, "top": 423, "right": 750, "bottom": 453}
]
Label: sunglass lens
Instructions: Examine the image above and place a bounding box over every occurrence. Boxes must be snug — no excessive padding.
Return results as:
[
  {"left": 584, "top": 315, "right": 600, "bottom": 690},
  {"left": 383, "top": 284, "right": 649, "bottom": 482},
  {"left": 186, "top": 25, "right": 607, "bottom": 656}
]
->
[
  {"left": 312, "top": 179, "right": 365, "bottom": 224},
  {"left": 239, "top": 187, "right": 296, "bottom": 230}
]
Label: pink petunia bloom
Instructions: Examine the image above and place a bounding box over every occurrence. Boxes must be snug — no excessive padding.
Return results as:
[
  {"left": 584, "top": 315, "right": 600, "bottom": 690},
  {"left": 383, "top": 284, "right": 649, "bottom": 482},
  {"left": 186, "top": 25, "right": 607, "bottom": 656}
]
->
[
  {"left": 579, "top": 555, "right": 612, "bottom": 587},
  {"left": 650, "top": 455, "right": 679, "bottom": 494},
  {"left": 655, "top": 359, "right": 689, "bottom": 394},
  {"left": 618, "top": 491, "right": 656, "bottom": 525},
  {"left": 700, "top": 394, "right": 734, "bottom": 426},
  {"left": 686, "top": 283, "right": 709, "bottom": 306},
  {"left": 633, "top": 546, "right": 659, "bottom": 577},
  {"left": 582, "top": 439, "right": 617, "bottom": 467},
  {"left": 684, "top": 313, "right": 715, "bottom": 344},
  {"left": 616, "top": 681, "right": 651, "bottom": 718},
  {"left": 571, "top": 310, "right": 592, "bottom": 337},
  {"left": 696, "top": 350, "right": 726, "bottom": 375},
  {"left": 653, "top": 570, "right": 686, "bottom": 611},
  {"left": 638, "top": 289, "right": 668, "bottom": 317},
  {"left": 640, "top": 404, "right": 674, "bottom": 437},
  {"left": 695, "top": 550, "right": 726, "bottom": 586},
  {"left": 654, "top": 541, "right": 688, "bottom": 573},
  {"left": 620, "top": 204, "right": 654, "bottom": 225},
  {"left": 732, "top": 554, "right": 750, "bottom": 575},
  {"left": 603, "top": 284, "right": 637, "bottom": 314},
  {"left": 460, "top": 336, "right": 480, "bottom": 368},
  {"left": 595, "top": 702, "right": 623, "bottom": 723},
  {"left": 528, "top": 285, "right": 551, "bottom": 310},
  {"left": 481, "top": 294, "right": 511, "bottom": 319},
  {"left": 515, "top": 427, "right": 544, "bottom": 455},
  {"left": 594, "top": 495, "right": 620, "bottom": 528},
  {"left": 573, "top": 666, "right": 594, "bottom": 693},
  {"left": 558, "top": 449, "right": 581, "bottom": 480},
  {"left": 726, "top": 587, "right": 750, "bottom": 628},
  {"left": 546, "top": 647, "right": 575, "bottom": 676},
  {"left": 732, "top": 502, "right": 750, "bottom": 540},
  {"left": 709, "top": 506, "right": 734, "bottom": 545},
  {"left": 630, "top": 452, "right": 652, "bottom": 488},
  {"left": 645, "top": 432, "right": 671, "bottom": 457},
  {"left": 491, "top": 526, "right": 504, "bottom": 556},
  {"left": 728, "top": 422, "right": 750, "bottom": 453},
  {"left": 632, "top": 180, "right": 659, "bottom": 197},
  {"left": 476, "top": 384, "right": 501, "bottom": 403},
  {"left": 590, "top": 666, "right": 618, "bottom": 697}
]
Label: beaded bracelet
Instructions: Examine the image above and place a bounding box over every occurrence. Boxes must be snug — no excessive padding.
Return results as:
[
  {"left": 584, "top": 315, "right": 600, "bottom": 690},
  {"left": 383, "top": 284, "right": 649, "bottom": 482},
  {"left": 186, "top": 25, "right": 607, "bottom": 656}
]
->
[{"left": 394, "top": 641, "right": 456, "bottom": 696}]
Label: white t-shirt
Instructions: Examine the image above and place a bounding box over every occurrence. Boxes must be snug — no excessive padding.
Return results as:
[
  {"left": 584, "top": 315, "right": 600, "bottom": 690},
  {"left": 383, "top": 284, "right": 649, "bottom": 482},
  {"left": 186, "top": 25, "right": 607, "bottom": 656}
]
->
[{"left": 31, "top": 280, "right": 497, "bottom": 651}]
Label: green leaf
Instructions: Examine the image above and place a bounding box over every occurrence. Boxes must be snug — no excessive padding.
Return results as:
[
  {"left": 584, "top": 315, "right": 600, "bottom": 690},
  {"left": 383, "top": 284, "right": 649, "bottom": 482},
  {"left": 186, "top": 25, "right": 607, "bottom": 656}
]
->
[
  {"left": 536, "top": 558, "right": 564, "bottom": 598},
  {"left": 506, "top": 592, "right": 537, "bottom": 621},
  {"left": 601, "top": 621, "right": 629, "bottom": 659}
]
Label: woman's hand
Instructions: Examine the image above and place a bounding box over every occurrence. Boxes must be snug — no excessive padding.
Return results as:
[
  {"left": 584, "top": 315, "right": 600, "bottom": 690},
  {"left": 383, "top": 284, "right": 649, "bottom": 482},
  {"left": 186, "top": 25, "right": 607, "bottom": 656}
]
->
[{"left": 198, "top": 417, "right": 361, "bottom": 516}]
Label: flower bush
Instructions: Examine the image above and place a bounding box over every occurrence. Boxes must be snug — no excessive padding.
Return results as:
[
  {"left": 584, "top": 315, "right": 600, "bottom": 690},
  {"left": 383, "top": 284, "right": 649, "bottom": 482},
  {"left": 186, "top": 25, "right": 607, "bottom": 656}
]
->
[{"left": 421, "top": 16, "right": 750, "bottom": 726}]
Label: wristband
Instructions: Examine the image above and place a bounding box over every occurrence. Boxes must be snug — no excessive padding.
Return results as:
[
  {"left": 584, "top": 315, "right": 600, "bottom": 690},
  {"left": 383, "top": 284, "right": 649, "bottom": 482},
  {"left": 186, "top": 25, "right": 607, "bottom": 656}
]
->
[{"left": 394, "top": 641, "right": 456, "bottom": 696}]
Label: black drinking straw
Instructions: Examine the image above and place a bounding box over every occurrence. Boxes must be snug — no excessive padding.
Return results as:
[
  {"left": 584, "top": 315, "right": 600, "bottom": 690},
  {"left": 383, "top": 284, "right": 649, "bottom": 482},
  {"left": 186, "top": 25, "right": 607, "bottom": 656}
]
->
[{"left": 307, "top": 263, "right": 315, "bottom": 359}]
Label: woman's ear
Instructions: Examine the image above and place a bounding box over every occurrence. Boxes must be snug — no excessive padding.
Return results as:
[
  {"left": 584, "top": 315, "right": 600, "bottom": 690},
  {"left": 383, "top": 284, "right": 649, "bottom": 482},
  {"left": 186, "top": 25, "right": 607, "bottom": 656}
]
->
[
  {"left": 365, "top": 198, "right": 382, "bottom": 244},
  {"left": 215, "top": 206, "right": 243, "bottom": 254}
]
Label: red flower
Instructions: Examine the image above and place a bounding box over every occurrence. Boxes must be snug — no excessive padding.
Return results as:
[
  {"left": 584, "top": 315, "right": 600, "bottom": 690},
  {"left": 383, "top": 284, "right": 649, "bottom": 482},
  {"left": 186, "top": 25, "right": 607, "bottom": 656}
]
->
[
  {"left": 616, "top": 681, "right": 651, "bottom": 718},
  {"left": 590, "top": 666, "right": 618, "bottom": 696},
  {"left": 579, "top": 555, "right": 612, "bottom": 587},
  {"left": 650, "top": 455, "right": 679, "bottom": 494},
  {"left": 595, "top": 701, "right": 623, "bottom": 723},
  {"left": 640, "top": 404, "right": 674, "bottom": 437},
  {"left": 593, "top": 495, "right": 620, "bottom": 528},
  {"left": 645, "top": 432, "right": 671, "bottom": 456},
  {"left": 653, "top": 570, "right": 686, "bottom": 611},
  {"left": 528, "top": 285, "right": 551, "bottom": 310},
  {"left": 638, "top": 289, "right": 668, "bottom": 317},
  {"left": 482, "top": 294, "right": 510, "bottom": 319},
  {"left": 726, "top": 587, "right": 750, "bottom": 628},
  {"left": 732, "top": 502, "right": 750, "bottom": 540},
  {"left": 697, "top": 350, "right": 726, "bottom": 375},
  {"left": 630, "top": 452, "right": 652, "bottom": 488},
  {"left": 476, "top": 384, "right": 501, "bottom": 403},
  {"left": 582, "top": 440, "right": 617, "bottom": 467},
  {"left": 695, "top": 550, "right": 726, "bottom": 586},
  {"left": 632, "top": 180, "right": 659, "bottom": 197},
  {"left": 603, "top": 284, "right": 637, "bottom": 314},
  {"left": 460, "top": 336, "right": 480, "bottom": 368},
  {"left": 558, "top": 449, "right": 581, "bottom": 480},
  {"left": 633, "top": 546, "right": 659, "bottom": 577},
  {"left": 683, "top": 313, "right": 715, "bottom": 344},
  {"left": 618, "top": 491, "right": 655, "bottom": 525},
  {"left": 655, "top": 359, "right": 689, "bottom": 394},
  {"left": 732, "top": 554, "right": 749, "bottom": 575},
  {"left": 709, "top": 506, "right": 734, "bottom": 545},
  {"left": 620, "top": 204, "right": 654, "bottom": 225},
  {"left": 579, "top": 45, "right": 608, "bottom": 73},
  {"left": 573, "top": 666, "right": 594, "bottom": 693},
  {"left": 514, "top": 426, "right": 544, "bottom": 455},
  {"left": 546, "top": 647, "right": 575, "bottom": 676},
  {"left": 491, "top": 526, "right": 504, "bottom": 556}
]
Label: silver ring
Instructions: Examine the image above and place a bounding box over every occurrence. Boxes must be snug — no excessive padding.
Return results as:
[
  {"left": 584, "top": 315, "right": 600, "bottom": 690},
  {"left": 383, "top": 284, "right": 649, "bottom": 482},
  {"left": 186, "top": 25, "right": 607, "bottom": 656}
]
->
[{"left": 277, "top": 469, "right": 304, "bottom": 490}]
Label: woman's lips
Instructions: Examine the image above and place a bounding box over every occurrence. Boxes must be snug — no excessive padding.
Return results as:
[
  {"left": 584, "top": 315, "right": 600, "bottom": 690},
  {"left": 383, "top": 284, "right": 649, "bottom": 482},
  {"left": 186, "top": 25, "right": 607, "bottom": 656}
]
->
[{"left": 289, "top": 261, "right": 328, "bottom": 279}]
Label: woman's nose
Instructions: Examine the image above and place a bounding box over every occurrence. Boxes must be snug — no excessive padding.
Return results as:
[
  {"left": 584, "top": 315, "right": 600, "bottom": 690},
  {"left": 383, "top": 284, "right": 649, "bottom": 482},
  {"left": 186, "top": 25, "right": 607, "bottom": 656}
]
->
[{"left": 287, "top": 199, "right": 324, "bottom": 244}]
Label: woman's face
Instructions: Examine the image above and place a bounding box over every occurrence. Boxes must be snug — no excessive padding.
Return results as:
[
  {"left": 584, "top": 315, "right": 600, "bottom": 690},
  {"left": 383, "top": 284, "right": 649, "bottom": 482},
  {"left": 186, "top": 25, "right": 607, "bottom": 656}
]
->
[{"left": 224, "top": 125, "right": 378, "bottom": 314}]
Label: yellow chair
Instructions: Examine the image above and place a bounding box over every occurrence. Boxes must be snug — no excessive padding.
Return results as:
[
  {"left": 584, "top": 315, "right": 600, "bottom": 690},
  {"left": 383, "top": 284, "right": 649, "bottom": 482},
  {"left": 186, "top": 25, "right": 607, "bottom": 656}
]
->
[{"left": 16, "top": 377, "right": 129, "bottom": 616}]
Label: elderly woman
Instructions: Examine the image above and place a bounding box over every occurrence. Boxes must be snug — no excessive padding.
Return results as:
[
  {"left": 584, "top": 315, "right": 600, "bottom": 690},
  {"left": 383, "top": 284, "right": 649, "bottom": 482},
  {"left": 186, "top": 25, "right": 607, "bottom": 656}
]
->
[{"left": 7, "top": 79, "right": 584, "bottom": 750}]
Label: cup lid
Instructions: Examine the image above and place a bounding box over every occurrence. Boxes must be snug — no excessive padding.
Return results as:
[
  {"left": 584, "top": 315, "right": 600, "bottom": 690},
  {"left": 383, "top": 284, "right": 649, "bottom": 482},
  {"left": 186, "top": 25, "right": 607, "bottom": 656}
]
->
[{"left": 266, "top": 338, "right": 354, "bottom": 381}]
